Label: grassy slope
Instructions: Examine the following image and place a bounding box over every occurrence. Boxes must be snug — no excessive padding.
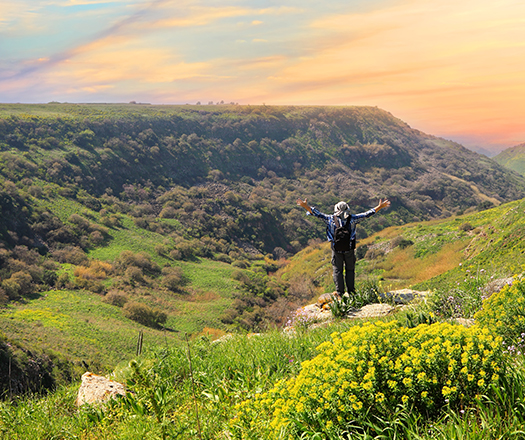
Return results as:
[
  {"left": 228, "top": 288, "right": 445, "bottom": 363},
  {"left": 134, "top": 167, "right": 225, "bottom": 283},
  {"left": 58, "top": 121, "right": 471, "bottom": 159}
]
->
[
  {"left": 0, "top": 191, "right": 239, "bottom": 372},
  {"left": 493, "top": 143, "right": 525, "bottom": 176},
  {"left": 3, "top": 192, "right": 524, "bottom": 373},
  {"left": 278, "top": 198, "right": 525, "bottom": 296}
]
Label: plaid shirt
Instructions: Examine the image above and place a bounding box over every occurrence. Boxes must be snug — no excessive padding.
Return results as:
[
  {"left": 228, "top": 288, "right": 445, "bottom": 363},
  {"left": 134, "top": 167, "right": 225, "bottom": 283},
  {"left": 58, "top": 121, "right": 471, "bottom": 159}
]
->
[{"left": 308, "top": 206, "right": 376, "bottom": 243}]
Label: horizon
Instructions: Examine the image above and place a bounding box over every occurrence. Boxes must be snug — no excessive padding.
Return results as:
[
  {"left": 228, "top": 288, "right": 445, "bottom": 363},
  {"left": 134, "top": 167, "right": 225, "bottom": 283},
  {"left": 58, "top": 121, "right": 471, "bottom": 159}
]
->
[{"left": 2, "top": 0, "right": 525, "bottom": 154}]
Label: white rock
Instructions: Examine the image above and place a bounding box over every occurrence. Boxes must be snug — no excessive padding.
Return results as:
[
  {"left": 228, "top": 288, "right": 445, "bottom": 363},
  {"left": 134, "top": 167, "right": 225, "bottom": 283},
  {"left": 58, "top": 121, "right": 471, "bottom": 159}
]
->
[{"left": 76, "top": 372, "right": 127, "bottom": 407}]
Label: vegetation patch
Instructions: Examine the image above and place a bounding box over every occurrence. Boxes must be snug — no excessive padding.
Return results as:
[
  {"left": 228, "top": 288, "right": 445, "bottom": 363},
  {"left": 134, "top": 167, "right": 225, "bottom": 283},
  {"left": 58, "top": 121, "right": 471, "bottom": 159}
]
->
[{"left": 232, "top": 321, "right": 506, "bottom": 438}]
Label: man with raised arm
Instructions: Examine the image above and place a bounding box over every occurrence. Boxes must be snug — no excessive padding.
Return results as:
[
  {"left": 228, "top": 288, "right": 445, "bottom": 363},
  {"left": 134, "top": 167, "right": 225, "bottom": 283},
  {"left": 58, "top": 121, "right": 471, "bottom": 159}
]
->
[{"left": 296, "top": 198, "right": 391, "bottom": 295}]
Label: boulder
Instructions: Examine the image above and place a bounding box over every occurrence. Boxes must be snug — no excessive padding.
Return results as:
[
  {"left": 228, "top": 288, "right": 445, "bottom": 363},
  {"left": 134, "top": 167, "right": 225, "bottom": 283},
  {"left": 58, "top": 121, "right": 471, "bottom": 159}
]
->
[
  {"left": 76, "top": 372, "right": 127, "bottom": 407},
  {"left": 348, "top": 303, "right": 395, "bottom": 318}
]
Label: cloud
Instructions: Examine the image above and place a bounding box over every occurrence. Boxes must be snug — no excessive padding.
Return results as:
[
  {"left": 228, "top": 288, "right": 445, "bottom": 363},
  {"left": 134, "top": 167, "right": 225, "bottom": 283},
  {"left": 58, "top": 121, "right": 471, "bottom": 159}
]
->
[
  {"left": 251, "top": 0, "right": 525, "bottom": 149},
  {"left": 146, "top": 3, "right": 300, "bottom": 29},
  {"left": 2, "top": 0, "right": 525, "bottom": 150}
]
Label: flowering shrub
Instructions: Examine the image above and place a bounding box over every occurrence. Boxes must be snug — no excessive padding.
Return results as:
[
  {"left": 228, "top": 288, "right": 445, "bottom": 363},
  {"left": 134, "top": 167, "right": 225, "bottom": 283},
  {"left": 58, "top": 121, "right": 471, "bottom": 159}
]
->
[
  {"left": 430, "top": 266, "right": 491, "bottom": 319},
  {"left": 503, "top": 332, "right": 525, "bottom": 357},
  {"left": 475, "top": 276, "right": 525, "bottom": 344},
  {"left": 285, "top": 308, "right": 320, "bottom": 333},
  {"left": 231, "top": 321, "right": 505, "bottom": 438}
]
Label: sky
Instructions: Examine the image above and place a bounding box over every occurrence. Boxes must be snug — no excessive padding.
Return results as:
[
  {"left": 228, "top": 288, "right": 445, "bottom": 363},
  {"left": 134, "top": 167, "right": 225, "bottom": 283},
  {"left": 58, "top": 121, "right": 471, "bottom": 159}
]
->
[{"left": 1, "top": 0, "right": 525, "bottom": 154}]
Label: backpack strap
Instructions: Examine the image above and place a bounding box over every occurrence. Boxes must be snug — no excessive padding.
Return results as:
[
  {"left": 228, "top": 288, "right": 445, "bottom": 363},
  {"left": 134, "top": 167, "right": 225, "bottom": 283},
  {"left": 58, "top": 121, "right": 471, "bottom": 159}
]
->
[{"left": 333, "top": 215, "right": 348, "bottom": 228}]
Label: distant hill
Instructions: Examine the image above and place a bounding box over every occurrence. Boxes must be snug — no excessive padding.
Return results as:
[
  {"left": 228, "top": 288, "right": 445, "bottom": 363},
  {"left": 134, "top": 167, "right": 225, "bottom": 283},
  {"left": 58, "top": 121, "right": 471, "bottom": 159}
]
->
[
  {"left": 1, "top": 103, "right": 525, "bottom": 255},
  {"left": 493, "top": 143, "right": 525, "bottom": 176}
]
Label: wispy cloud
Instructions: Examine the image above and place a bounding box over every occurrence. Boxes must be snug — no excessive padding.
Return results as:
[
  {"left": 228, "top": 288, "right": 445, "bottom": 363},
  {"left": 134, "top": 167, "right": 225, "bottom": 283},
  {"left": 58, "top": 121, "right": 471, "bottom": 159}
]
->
[{"left": 254, "top": 0, "right": 525, "bottom": 148}]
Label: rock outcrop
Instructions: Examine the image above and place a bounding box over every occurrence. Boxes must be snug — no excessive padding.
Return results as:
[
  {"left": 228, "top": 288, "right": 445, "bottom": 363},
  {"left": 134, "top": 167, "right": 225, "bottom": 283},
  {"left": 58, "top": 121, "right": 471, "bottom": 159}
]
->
[
  {"left": 284, "top": 288, "right": 431, "bottom": 333},
  {"left": 76, "top": 372, "right": 127, "bottom": 406}
]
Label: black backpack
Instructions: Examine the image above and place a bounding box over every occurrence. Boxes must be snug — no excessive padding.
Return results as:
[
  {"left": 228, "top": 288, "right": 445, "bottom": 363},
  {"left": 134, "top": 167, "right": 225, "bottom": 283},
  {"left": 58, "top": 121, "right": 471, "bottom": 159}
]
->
[{"left": 333, "top": 216, "right": 352, "bottom": 252}]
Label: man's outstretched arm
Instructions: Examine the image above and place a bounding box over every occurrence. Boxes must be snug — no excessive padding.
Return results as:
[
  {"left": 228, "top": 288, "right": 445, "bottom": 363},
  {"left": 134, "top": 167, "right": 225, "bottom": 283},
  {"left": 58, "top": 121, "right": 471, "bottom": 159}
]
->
[{"left": 296, "top": 198, "right": 313, "bottom": 215}]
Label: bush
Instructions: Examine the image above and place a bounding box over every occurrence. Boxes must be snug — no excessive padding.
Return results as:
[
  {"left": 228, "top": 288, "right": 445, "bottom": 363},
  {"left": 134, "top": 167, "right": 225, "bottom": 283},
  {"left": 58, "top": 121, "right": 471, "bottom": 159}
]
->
[
  {"left": 391, "top": 236, "right": 414, "bottom": 249},
  {"left": 118, "top": 251, "right": 160, "bottom": 275},
  {"left": 161, "top": 267, "right": 186, "bottom": 292},
  {"left": 125, "top": 266, "right": 145, "bottom": 284},
  {"left": 475, "top": 276, "right": 525, "bottom": 345},
  {"left": 10, "top": 272, "right": 33, "bottom": 296},
  {"left": 103, "top": 290, "right": 129, "bottom": 307},
  {"left": 214, "top": 253, "right": 232, "bottom": 264},
  {"left": 459, "top": 222, "right": 474, "bottom": 232},
  {"left": 42, "top": 269, "right": 57, "bottom": 287},
  {"left": 123, "top": 301, "right": 167, "bottom": 328},
  {"left": 232, "top": 321, "right": 506, "bottom": 438},
  {"left": 56, "top": 272, "right": 70, "bottom": 288},
  {"left": 52, "top": 246, "right": 89, "bottom": 266},
  {"left": 1, "top": 278, "right": 20, "bottom": 299},
  {"left": 0, "top": 288, "right": 7, "bottom": 305}
]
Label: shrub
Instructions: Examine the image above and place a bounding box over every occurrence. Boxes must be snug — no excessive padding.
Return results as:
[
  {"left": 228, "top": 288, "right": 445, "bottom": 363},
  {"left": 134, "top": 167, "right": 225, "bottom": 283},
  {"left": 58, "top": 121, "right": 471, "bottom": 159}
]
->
[
  {"left": 430, "top": 267, "right": 491, "bottom": 319},
  {"left": 10, "top": 272, "right": 33, "bottom": 296},
  {"left": 154, "top": 244, "right": 168, "bottom": 256},
  {"left": 161, "top": 275, "right": 183, "bottom": 292},
  {"left": 56, "top": 272, "right": 70, "bottom": 288},
  {"left": 0, "top": 288, "right": 7, "bottom": 305},
  {"left": 123, "top": 301, "right": 167, "bottom": 328},
  {"left": 232, "top": 259, "right": 249, "bottom": 269},
  {"left": 68, "top": 214, "right": 90, "bottom": 230},
  {"left": 28, "top": 185, "right": 43, "bottom": 198},
  {"left": 459, "top": 222, "right": 474, "bottom": 232},
  {"left": 364, "top": 247, "right": 385, "bottom": 260},
  {"left": 125, "top": 266, "right": 145, "bottom": 284},
  {"left": 42, "top": 269, "right": 57, "bottom": 287},
  {"left": 100, "top": 214, "right": 123, "bottom": 228},
  {"left": 52, "top": 246, "right": 89, "bottom": 266},
  {"left": 159, "top": 206, "right": 177, "bottom": 219},
  {"left": 232, "top": 321, "right": 506, "bottom": 438},
  {"left": 356, "top": 244, "right": 368, "bottom": 260},
  {"left": 214, "top": 253, "right": 232, "bottom": 264},
  {"left": 89, "top": 230, "right": 104, "bottom": 245},
  {"left": 118, "top": 251, "right": 160, "bottom": 275},
  {"left": 475, "top": 276, "right": 525, "bottom": 345},
  {"left": 103, "top": 290, "right": 129, "bottom": 307},
  {"left": 391, "top": 236, "right": 414, "bottom": 249},
  {"left": 1, "top": 278, "right": 20, "bottom": 299},
  {"left": 169, "top": 249, "right": 182, "bottom": 260}
]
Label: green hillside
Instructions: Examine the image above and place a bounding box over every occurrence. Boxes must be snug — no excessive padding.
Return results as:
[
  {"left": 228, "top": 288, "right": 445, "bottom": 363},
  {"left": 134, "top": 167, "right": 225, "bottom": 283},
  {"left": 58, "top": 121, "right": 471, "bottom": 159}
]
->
[
  {"left": 2, "top": 103, "right": 525, "bottom": 399},
  {"left": 493, "top": 142, "right": 525, "bottom": 176}
]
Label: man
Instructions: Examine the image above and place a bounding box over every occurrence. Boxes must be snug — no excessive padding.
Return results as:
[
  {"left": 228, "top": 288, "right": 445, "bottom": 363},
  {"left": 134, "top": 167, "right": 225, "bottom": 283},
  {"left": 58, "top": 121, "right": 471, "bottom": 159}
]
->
[{"left": 296, "top": 197, "right": 391, "bottom": 295}]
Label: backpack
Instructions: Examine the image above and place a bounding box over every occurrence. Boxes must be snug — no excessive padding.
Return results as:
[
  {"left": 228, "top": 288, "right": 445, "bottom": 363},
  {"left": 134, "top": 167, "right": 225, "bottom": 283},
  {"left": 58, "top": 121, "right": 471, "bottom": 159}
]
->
[{"left": 333, "top": 216, "right": 352, "bottom": 252}]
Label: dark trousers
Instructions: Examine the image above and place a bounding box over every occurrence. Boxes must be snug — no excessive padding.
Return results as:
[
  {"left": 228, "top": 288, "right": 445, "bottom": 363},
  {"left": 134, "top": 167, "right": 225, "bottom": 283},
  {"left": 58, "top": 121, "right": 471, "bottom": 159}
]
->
[{"left": 331, "top": 250, "right": 356, "bottom": 294}]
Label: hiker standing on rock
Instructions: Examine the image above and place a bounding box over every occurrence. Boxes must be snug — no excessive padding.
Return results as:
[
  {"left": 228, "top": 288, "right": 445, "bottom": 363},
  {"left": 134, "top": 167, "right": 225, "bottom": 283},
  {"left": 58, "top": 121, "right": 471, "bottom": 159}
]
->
[{"left": 296, "top": 198, "right": 391, "bottom": 295}]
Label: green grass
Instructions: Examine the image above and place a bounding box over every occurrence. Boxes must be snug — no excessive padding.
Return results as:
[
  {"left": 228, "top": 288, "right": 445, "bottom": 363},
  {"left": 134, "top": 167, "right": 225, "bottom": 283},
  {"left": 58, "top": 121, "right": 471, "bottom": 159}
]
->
[
  {"left": 1, "top": 189, "right": 246, "bottom": 371},
  {"left": 1, "top": 318, "right": 524, "bottom": 440},
  {"left": 0, "top": 289, "right": 180, "bottom": 373}
]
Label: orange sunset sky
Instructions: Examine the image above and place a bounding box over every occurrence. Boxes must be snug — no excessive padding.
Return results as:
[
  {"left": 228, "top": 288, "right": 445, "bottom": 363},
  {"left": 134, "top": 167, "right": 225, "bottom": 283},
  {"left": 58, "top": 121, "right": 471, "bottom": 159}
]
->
[{"left": 1, "top": 0, "right": 525, "bottom": 154}]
